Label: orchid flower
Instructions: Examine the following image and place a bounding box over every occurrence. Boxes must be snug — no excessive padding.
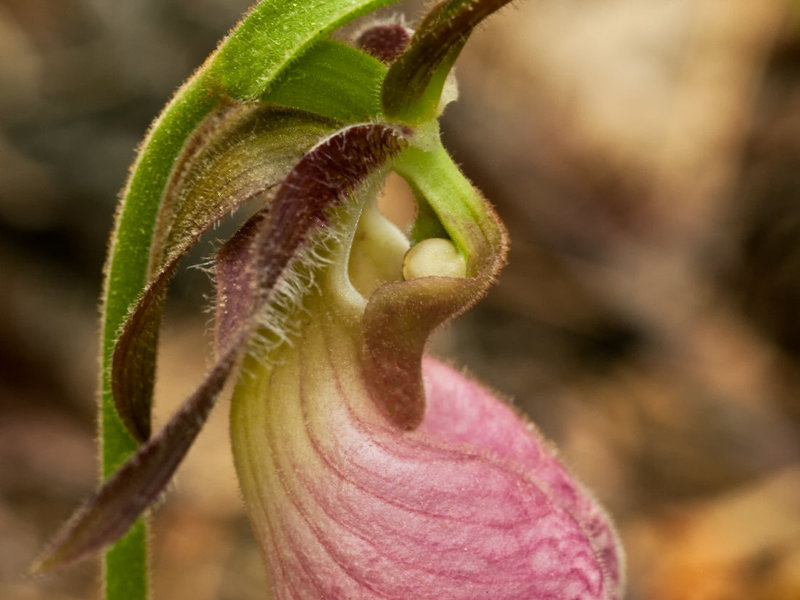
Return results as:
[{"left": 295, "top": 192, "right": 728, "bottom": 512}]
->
[{"left": 34, "top": 1, "right": 624, "bottom": 598}]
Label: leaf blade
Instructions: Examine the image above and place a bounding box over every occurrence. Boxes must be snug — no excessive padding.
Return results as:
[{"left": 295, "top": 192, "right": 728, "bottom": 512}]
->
[{"left": 262, "top": 40, "right": 387, "bottom": 123}]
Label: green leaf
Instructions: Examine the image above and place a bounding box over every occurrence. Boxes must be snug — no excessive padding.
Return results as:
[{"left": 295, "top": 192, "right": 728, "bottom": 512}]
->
[
  {"left": 262, "top": 40, "right": 387, "bottom": 122},
  {"left": 382, "top": 0, "right": 514, "bottom": 123},
  {"left": 207, "top": 0, "right": 399, "bottom": 100}
]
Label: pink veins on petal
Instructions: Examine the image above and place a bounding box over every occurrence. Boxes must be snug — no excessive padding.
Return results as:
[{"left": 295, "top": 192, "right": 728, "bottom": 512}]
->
[{"left": 232, "top": 304, "right": 623, "bottom": 599}]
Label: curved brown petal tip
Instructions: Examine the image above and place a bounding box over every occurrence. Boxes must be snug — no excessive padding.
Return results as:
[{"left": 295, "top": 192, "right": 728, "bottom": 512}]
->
[
  {"left": 111, "top": 275, "right": 169, "bottom": 442},
  {"left": 362, "top": 197, "right": 507, "bottom": 430},
  {"left": 32, "top": 349, "right": 238, "bottom": 574}
]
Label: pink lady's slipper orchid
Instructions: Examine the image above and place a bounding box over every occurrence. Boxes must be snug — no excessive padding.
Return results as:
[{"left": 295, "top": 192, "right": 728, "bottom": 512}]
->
[{"left": 35, "top": 1, "right": 624, "bottom": 598}]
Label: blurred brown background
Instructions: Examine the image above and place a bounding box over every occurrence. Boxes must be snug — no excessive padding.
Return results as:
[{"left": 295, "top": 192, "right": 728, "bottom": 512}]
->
[{"left": 2, "top": 0, "right": 800, "bottom": 598}]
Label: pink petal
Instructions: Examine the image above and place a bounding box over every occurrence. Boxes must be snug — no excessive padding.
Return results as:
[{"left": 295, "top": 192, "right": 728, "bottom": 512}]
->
[
  {"left": 231, "top": 306, "right": 624, "bottom": 599},
  {"left": 420, "top": 356, "right": 625, "bottom": 597}
]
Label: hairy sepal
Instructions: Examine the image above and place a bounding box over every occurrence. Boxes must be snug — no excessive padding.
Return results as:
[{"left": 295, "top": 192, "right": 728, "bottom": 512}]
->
[
  {"left": 112, "top": 104, "right": 339, "bottom": 442},
  {"left": 103, "top": 0, "right": 404, "bottom": 445},
  {"left": 215, "top": 123, "right": 410, "bottom": 356}
]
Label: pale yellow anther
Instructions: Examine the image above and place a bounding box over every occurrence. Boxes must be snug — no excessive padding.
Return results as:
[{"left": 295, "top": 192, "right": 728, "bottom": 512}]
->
[{"left": 402, "top": 238, "right": 466, "bottom": 280}]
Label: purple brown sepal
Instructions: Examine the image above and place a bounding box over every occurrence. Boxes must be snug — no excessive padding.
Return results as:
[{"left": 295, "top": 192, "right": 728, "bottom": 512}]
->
[
  {"left": 252, "top": 123, "right": 409, "bottom": 300},
  {"left": 213, "top": 123, "right": 409, "bottom": 356},
  {"left": 214, "top": 210, "right": 266, "bottom": 354},
  {"left": 111, "top": 104, "right": 337, "bottom": 442}
]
